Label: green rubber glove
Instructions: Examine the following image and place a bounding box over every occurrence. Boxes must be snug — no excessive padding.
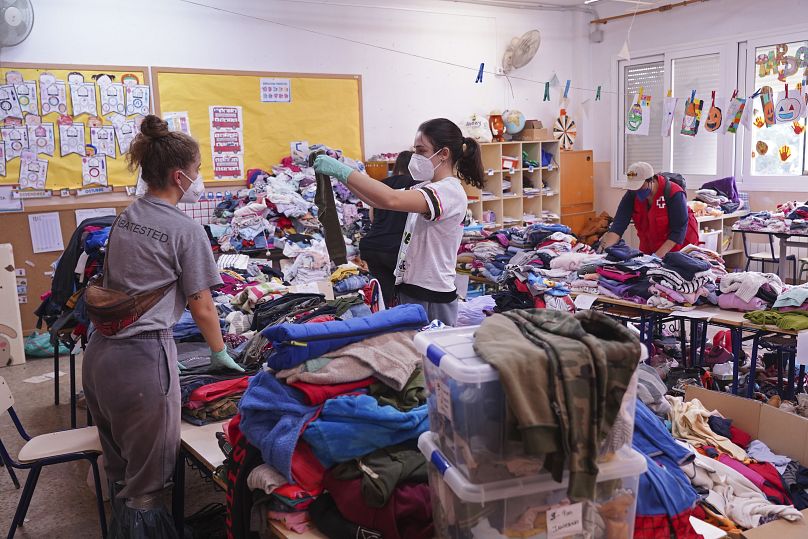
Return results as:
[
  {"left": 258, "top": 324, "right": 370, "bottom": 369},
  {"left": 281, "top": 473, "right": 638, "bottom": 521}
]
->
[
  {"left": 210, "top": 347, "right": 245, "bottom": 373},
  {"left": 314, "top": 155, "right": 352, "bottom": 184}
]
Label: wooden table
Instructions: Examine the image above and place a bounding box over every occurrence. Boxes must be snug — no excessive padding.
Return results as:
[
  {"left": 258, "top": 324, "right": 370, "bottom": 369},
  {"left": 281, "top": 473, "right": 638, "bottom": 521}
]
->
[
  {"left": 733, "top": 227, "right": 808, "bottom": 282},
  {"left": 177, "top": 420, "right": 327, "bottom": 539}
]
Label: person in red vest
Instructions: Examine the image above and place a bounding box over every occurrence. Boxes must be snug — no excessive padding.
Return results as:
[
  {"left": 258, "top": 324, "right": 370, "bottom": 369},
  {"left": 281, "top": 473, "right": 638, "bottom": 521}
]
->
[{"left": 599, "top": 162, "right": 699, "bottom": 257}]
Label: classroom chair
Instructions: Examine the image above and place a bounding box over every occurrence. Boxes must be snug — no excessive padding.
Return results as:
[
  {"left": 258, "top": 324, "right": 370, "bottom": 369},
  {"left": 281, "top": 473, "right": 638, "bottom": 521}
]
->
[
  {"left": 741, "top": 231, "right": 797, "bottom": 283},
  {"left": 799, "top": 257, "right": 808, "bottom": 283},
  {"left": 0, "top": 376, "right": 107, "bottom": 539}
]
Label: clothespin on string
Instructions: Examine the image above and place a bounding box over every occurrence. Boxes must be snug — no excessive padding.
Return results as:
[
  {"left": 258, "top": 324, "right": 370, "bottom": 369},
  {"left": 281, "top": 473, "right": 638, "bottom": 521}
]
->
[
  {"left": 750, "top": 88, "right": 762, "bottom": 99},
  {"left": 475, "top": 63, "right": 484, "bottom": 83},
  {"left": 711, "top": 90, "right": 716, "bottom": 108},
  {"left": 690, "top": 89, "right": 696, "bottom": 103},
  {"left": 543, "top": 81, "right": 550, "bottom": 101},
  {"left": 731, "top": 89, "right": 738, "bottom": 100},
  {"left": 595, "top": 85, "right": 601, "bottom": 101},
  {"left": 785, "top": 83, "right": 789, "bottom": 98},
  {"left": 563, "top": 79, "right": 571, "bottom": 99}
]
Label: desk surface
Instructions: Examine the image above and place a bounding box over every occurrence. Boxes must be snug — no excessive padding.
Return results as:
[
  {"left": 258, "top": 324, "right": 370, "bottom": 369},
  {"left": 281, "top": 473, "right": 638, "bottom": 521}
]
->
[
  {"left": 180, "top": 420, "right": 327, "bottom": 539},
  {"left": 732, "top": 227, "right": 808, "bottom": 238}
]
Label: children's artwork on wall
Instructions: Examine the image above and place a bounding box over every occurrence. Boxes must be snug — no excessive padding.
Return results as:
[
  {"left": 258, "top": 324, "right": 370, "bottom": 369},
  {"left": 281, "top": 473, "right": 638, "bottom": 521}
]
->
[
  {"left": 69, "top": 79, "right": 98, "bottom": 116},
  {"left": 114, "top": 120, "right": 136, "bottom": 154},
  {"left": 0, "top": 84, "right": 23, "bottom": 120},
  {"left": 756, "top": 140, "right": 769, "bottom": 156},
  {"left": 759, "top": 86, "right": 775, "bottom": 127},
  {"left": 39, "top": 73, "right": 67, "bottom": 115},
  {"left": 0, "top": 146, "right": 5, "bottom": 177},
  {"left": 1, "top": 125, "right": 29, "bottom": 159},
  {"left": 553, "top": 109, "right": 576, "bottom": 150},
  {"left": 680, "top": 92, "right": 703, "bottom": 137},
  {"left": 100, "top": 82, "right": 125, "bottom": 115},
  {"left": 774, "top": 87, "right": 804, "bottom": 124},
  {"left": 27, "top": 123, "right": 55, "bottom": 156},
  {"left": 90, "top": 125, "right": 116, "bottom": 158},
  {"left": 211, "top": 129, "right": 243, "bottom": 153},
  {"left": 792, "top": 120, "right": 805, "bottom": 135},
  {"left": 59, "top": 123, "right": 86, "bottom": 157},
  {"left": 741, "top": 97, "right": 756, "bottom": 130},
  {"left": 704, "top": 92, "right": 722, "bottom": 133},
  {"left": 18, "top": 150, "right": 48, "bottom": 189},
  {"left": 779, "top": 145, "right": 792, "bottom": 161},
  {"left": 14, "top": 81, "right": 37, "bottom": 115},
  {"left": 722, "top": 96, "right": 747, "bottom": 134},
  {"left": 125, "top": 85, "right": 150, "bottom": 116},
  {"left": 210, "top": 106, "right": 243, "bottom": 129},
  {"left": 82, "top": 155, "right": 108, "bottom": 186},
  {"left": 212, "top": 154, "right": 244, "bottom": 179},
  {"left": 661, "top": 97, "right": 679, "bottom": 137},
  {"left": 625, "top": 94, "right": 651, "bottom": 136}
]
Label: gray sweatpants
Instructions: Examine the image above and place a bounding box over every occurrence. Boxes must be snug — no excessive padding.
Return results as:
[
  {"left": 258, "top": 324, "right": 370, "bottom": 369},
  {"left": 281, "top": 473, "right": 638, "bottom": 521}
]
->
[
  {"left": 82, "top": 329, "right": 180, "bottom": 499},
  {"left": 398, "top": 291, "right": 458, "bottom": 326}
]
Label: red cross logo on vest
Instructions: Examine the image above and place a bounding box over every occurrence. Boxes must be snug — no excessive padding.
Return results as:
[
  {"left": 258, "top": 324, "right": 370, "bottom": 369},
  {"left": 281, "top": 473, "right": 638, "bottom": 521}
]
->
[{"left": 657, "top": 197, "right": 666, "bottom": 209}]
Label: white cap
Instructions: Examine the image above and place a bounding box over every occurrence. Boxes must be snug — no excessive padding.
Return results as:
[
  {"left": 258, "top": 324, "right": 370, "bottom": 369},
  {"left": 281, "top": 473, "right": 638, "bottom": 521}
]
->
[{"left": 625, "top": 162, "right": 654, "bottom": 190}]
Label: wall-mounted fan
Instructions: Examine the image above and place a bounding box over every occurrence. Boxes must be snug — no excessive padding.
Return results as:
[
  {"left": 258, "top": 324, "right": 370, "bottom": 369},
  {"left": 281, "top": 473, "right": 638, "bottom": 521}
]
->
[
  {"left": 501, "top": 29, "right": 540, "bottom": 75},
  {"left": 0, "top": 0, "right": 34, "bottom": 48}
]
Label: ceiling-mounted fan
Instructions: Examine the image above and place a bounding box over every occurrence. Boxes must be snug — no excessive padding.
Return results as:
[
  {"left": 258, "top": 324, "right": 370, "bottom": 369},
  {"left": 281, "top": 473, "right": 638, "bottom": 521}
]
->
[{"left": 0, "top": 0, "right": 34, "bottom": 48}]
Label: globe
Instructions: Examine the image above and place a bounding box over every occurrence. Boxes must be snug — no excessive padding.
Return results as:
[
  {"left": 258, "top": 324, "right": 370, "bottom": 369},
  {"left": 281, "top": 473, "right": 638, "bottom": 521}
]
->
[{"left": 503, "top": 109, "right": 526, "bottom": 134}]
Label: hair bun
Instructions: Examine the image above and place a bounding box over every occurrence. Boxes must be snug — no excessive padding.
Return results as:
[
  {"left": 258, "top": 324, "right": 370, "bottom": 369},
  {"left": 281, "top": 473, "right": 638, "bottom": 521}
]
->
[{"left": 140, "top": 114, "right": 170, "bottom": 139}]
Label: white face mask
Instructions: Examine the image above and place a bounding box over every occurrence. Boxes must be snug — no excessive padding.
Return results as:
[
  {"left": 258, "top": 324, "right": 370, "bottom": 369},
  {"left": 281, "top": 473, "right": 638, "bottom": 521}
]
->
[
  {"left": 178, "top": 170, "right": 205, "bottom": 204},
  {"left": 408, "top": 149, "right": 443, "bottom": 182}
]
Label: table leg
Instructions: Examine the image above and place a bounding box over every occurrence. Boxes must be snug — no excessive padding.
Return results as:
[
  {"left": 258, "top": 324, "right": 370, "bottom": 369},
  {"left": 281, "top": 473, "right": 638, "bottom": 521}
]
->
[
  {"left": 53, "top": 346, "right": 59, "bottom": 406},
  {"left": 69, "top": 352, "right": 77, "bottom": 429},
  {"left": 678, "top": 319, "right": 687, "bottom": 363},
  {"left": 173, "top": 452, "right": 186, "bottom": 535},
  {"left": 777, "top": 349, "right": 784, "bottom": 397},
  {"left": 731, "top": 328, "right": 742, "bottom": 395},
  {"left": 787, "top": 349, "right": 797, "bottom": 401},
  {"left": 798, "top": 365, "right": 806, "bottom": 394},
  {"left": 689, "top": 318, "right": 698, "bottom": 368},
  {"left": 698, "top": 320, "right": 709, "bottom": 367},
  {"left": 747, "top": 335, "right": 759, "bottom": 398},
  {"left": 779, "top": 234, "right": 789, "bottom": 282}
]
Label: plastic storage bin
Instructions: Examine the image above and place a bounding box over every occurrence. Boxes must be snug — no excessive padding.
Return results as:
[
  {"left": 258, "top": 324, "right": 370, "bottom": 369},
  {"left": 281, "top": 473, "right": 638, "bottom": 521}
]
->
[
  {"left": 419, "top": 431, "right": 647, "bottom": 539},
  {"left": 414, "top": 326, "right": 645, "bottom": 483}
]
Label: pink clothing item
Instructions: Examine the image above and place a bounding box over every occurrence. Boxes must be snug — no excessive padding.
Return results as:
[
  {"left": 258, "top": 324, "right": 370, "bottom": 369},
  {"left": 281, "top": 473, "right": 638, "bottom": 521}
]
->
[
  {"left": 718, "top": 293, "right": 768, "bottom": 312},
  {"left": 596, "top": 267, "right": 641, "bottom": 282},
  {"left": 651, "top": 283, "right": 687, "bottom": 304},
  {"left": 717, "top": 455, "right": 768, "bottom": 492},
  {"left": 267, "top": 510, "right": 311, "bottom": 533}
]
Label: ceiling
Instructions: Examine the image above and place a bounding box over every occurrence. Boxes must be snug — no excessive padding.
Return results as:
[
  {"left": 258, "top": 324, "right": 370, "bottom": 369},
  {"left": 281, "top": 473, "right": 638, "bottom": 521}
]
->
[{"left": 447, "top": 0, "right": 666, "bottom": 12}]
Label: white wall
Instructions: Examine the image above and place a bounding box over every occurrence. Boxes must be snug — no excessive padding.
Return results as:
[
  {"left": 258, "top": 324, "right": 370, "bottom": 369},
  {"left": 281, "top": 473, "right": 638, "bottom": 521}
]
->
[
  {"left": 0, "top": 0, "right": 590, "bottom": 159},
  {"left": 587, "top": 0, "right": 808, "bottom": 214}
]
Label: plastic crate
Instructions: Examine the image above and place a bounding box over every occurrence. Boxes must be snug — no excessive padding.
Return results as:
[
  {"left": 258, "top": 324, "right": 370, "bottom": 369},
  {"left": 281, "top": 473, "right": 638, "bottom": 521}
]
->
[
  {"left": 419, "top": 431, "right": 647, "bottom": 539},
  {"left": 414, "top": 326, "right": 645, "bottom": 483}
]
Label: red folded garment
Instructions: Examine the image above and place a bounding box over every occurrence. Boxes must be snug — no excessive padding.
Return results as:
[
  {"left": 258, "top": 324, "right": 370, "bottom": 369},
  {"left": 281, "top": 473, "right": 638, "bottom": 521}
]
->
[
  {"left": 287, "top": 378, "right": 374, "bottom": 405},
  {"left": 188, "top": 377, "right": 249, "bottom": 405},
  {"left": 729, "top": 424, "right": 752, "bottom": 449},
  {"left": 291, "top": 440, "right": 326, "bottom": 494}
]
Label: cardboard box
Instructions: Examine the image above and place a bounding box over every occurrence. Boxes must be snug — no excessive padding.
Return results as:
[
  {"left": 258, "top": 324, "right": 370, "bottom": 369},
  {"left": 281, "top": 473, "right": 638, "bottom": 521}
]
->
[
  {"left": 515, "top": 119, "right": 552, "bottom": 141},
  {"left": 684, "top": 386, "right": 808, "bottom": 538},
  {"left": 288, "top": 280, "right": 334, "bottom": 300}
]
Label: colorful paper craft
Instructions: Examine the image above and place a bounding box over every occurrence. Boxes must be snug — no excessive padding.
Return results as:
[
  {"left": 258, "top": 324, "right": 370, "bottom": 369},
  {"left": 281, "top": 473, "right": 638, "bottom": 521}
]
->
[
  {"left": 125, "top": 85, "right": 150, "bottom": 116},
  {"left": 27, "top": 123, "right": 55, "bottom": 156},
  {"left": 59, "top": 123, "right": 86, "bottom": 157},
  {"left": 39, "top": 73, "right": 68, "bottom": 115},
  {"left": 90, "top": 126, "right": 116, "bottom": 157},
  {"left": 1, "top": 125, "right": 29, "bottom": 159},
  {"left": 82, "top": 155, "right": 108, "bottom": 186},
  {"left": 0, "top": 84, "right": 23, "bottom": 120}
]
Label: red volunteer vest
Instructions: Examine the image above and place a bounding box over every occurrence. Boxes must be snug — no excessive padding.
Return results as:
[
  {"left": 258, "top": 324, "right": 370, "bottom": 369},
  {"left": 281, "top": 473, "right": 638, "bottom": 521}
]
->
[{"left": 632, "top": 175, "right": 700, "bottom": 255}]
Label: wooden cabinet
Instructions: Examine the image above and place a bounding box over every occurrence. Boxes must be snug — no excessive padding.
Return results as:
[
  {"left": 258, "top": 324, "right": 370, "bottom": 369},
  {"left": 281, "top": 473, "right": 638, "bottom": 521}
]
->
[{"left": 559, "top": 150, "right": 594, "bottom": 235}]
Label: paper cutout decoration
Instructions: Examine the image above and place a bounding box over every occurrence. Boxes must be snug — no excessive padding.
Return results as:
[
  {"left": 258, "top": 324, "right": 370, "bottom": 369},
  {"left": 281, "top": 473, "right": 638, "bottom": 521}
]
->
[
  {"left": 0, "top": 85, "right": 23, "bottom": 120},
  {"left": 722, "top": 97, "right": 747, "bottom": 134},
  {"left": 774, "top": 89, "right": 804, "bottom": 124},
  {"left": 13, "top": 81, "right": 38, "bottom": 115},
  {"left": 0, "top": 146, "right": 5, "bottom": 177},
  {"left": 210, "top": 106, "right": 242, "bottom": 129},
  {"left": 18, "top": 151, "right": 48, "bottom": 189},
  {"left": 754, "top": 116, "right": 765, "bottom": 128},
  {"left": 760, "top": 86, "right": 775, "bottom": 127},
  {"left": 211, "top": 129, "right": 243, "bottom": 153},
  {"left": 27, "top": 123, "right": 55, "bottom": 156},
  {"left": 780, "top": 145, "right": 792, "bottom": 161},
  {"left": 115, "top": 120, "right": 136, "bottom": 154},
  {"left": 553, "top": 109, "right": 576, "bottom": 150},
  {"left": 792, "top": 121, "right": 805, "bottom": 135},
  {"left": 90, "top": 126, "right": 116, "bottom": 157},
  {"left": 125, "top": 85, "right": 150, "bottom": 116},
  {"left": 680, "top": 93, "right": 704, "bottom": 137},
  {"left": 704, "top": 92, "right": 722, "bottom": 133},
  {"left": 39, "top": 73, "right": 68, "bottom": 115},
  {"left": 1, "top": 125, "right": 29, "bottom": 159},
  {"left": 756, "top": 140, "right": 769, "bottom": 155},
  {"left": 59, "top": 123, "right": 86, "bottom": 156},
  {"left": 625, "top": 94, "right": 651, "bottom": 136},
  {"left": 87, "top": 115, "right": 103, "bottom": 128},
  {"left": 70, "top": 81, "right": 98, "bottom": 116},
  {"left": 82, "top": 155, "right": 108, "bottom": 186},
  {"left": 212, "top": 154, "right": 244, "bottom": 179},
  {"left": 660, "top": 97, "right": 680, "bottom": 137},
  {"left": 100, "top": 83, "right": 125, "bottom": 115}
]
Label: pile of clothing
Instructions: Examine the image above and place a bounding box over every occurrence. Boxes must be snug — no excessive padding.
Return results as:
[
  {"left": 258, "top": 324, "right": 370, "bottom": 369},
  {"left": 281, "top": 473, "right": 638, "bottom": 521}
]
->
[
  {"left": 719, "top": 272, "right": 784, "bottom": 312},
  {"left": 329, "top": 263, "right": 369, "bottom": 295},
  {"left": 228, "top": 305, "right": 436, "bottom": 538},
  {"left": 632, "top": 396, "right": 805, "bottom": 538},
  {"left": 646, "top": 251, "right": 718, "bottom": 310},
  {"left": 742, "top": 281, "right": 808, "bottom": 330},
  {"left": 733, "top": 199, "right": 808, "bottom": 233},
  {"left": 692, "top": 176, "right": 743, "bottom": 215},
  {"left": 589, "top": 242, "right": 659, "bottom": 304}
]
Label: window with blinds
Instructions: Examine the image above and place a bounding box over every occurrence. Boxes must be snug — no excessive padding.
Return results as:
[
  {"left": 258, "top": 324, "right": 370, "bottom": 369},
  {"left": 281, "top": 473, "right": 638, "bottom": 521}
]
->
[
  {"left": 671, "top": 54, "right": 721, "bottom": 175},
  {"left": 624, "top": 61, "right": 664, "bottom": 173}
]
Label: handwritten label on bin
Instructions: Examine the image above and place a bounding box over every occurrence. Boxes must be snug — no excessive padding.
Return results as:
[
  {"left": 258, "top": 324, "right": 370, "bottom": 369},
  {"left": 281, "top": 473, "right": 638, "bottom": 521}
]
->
[
  {"left": 547, "top": 503, "right": 583, "bottom": 539},
  {"left": 436, "top": 380, "right": 453, "bottom": 421}
]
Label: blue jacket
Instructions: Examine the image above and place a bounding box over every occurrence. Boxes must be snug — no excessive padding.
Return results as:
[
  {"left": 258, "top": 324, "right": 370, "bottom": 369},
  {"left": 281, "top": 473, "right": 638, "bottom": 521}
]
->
[
  {"left": 303, "top": 395, "right": 429, "bottom": 468},
  {"left": 262, "top": 304, "right": 427, "bottom": 371}
]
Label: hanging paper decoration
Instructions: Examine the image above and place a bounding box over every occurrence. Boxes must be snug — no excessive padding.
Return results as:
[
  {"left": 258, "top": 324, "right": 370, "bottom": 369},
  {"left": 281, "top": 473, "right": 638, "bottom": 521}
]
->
[
  {"left": 704, "top": 91, "right": 722, "bottom": 133},
  {"left": 82, "top": 155, "right": 108, "bottom": 186},
  {"left": 5, "top": 71, "right": 38, "bottom": 116},
  {"left": 625, "top": 91, "right": 651, "bottom": 136},
  {"left": 18, "top": 150, "right": 48, "bottom": 189},
  {"left": 760, "top": 86, "right": 776, "bottom": 127},
  {"left": 39, "top": 73, "right": 67, "bottom": 115},
  {"left": 1, "top": 125, "right": 29, "bottom": 159},
  {"left": 115, "top": 120, "right": 137, "bottom": 154},
  {"left": 27, "top": 123, "right": 55, "bottom": 156},
  {"left": 779, "top": 145, "right": 792, "bottom": 161},
  {"left": 0, "top": 84, "right": 23, "bottom": 120},
  {"left": 774, "top": 85, "right": 804, "bottom": 124},
  {"left": 680, "top": 91, "right": 703, "bottom": 137},
  {"left": 125, "top": 85, "right": 150, "bottom": 116},
  {"left": 90, "top": 125, "right": 116, "bottom": 158},
  {"left": 661, "top": 96, "right": 679, "bottom": 137},
  {"left": 756, "top": 140, "right": 769, "bottom": 156},
  {"left": 68, "top": 72, "right": 98, "bottom": 117},
  {"left": 741, "top": 97, "right": 756, "bottom": 130},
  {"left": 722, "top": 91, "right": 746, "bottom": 134},
  {"left": 553, "top": 108, "right": 577, "bottom": 150},
  {"left": 59, "top": 123, "right": 86, "bottom": 157}
]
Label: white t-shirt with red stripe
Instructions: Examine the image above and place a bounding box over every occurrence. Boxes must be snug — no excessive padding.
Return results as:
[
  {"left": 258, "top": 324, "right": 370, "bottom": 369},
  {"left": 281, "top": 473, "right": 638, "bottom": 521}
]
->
[{"left": 394, "top": 176, "right": 467, "bottom": 293}]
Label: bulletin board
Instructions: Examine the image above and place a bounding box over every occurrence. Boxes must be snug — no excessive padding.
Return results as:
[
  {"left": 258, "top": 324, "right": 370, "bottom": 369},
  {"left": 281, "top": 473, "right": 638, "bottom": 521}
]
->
[
  {"left": 0, "top": 63, "right": 150, "bottom": 190},
  {"left": 151, "top": 67, "right": 364, "bottom": 183}
]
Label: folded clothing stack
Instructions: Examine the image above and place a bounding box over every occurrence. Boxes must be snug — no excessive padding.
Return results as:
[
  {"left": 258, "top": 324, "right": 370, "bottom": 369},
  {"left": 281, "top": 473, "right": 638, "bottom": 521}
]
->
[
  {"left": 718, "top": 272, "right": 783, "bottom": 312},
  {"left": 646, "top": 252, "right": 714, "bottom": 309}
]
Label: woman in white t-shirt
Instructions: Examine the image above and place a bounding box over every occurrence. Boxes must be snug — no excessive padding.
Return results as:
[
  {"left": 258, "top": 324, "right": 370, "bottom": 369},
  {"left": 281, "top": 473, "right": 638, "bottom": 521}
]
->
[{"left": 314, "top": 118, "right": 484, "bottom": 325}]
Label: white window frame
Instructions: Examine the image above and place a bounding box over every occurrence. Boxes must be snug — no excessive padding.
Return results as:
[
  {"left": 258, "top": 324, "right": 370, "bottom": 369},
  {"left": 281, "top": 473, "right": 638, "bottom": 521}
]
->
[{"left": 737, "top": 29, "right": 808, "bottom": 191}]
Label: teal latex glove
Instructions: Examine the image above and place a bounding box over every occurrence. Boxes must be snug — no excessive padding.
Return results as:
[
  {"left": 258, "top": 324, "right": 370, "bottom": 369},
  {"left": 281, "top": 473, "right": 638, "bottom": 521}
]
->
[
  {"left": 314, "top": 155, "right": 352, "bottom": 184},
  {"left": 210, "top": 347, "right": 245, "bottom": 373}
]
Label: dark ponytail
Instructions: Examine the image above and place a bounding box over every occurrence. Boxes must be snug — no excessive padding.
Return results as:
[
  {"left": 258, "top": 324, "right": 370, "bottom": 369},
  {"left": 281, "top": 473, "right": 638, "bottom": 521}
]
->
[
  {"left": 127, "top": 114, "right": 199, "bottom": 190},
  {"left": 418, "top": 118, "right": 484, "bottom": 189}
]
